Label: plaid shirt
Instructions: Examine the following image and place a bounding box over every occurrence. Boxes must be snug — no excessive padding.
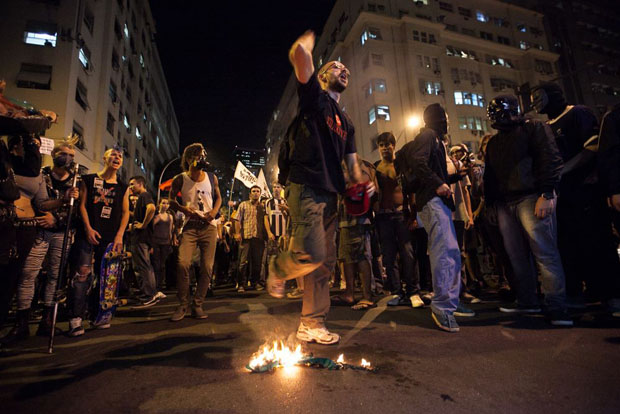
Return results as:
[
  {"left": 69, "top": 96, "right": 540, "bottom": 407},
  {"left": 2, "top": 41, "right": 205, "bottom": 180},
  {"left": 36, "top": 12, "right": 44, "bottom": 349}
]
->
[{"left": 236, "top": 200, "right": 265, "bottom": 240}]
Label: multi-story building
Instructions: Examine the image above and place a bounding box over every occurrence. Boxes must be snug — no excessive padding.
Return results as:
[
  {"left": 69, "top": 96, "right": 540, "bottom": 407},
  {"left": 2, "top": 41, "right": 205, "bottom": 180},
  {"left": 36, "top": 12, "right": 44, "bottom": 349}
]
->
[
  {"left": 0, "top": 0, "right": 179, "bottom": 190},
  {"left": 265, "top": 0, "right": 559, "bottom": 181},
  {"left": 233, "top": 146, "right": 265, "bottom": 175},
  {"left": 504, "top": 0, "right": 620, "bottom": 117}
]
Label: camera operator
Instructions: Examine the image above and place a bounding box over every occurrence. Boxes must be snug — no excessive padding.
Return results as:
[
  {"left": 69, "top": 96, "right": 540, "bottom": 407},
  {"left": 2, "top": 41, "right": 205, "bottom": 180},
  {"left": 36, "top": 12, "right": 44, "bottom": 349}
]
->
[{"left": 168, "top": 143, "right": 221, "bottom": 322}]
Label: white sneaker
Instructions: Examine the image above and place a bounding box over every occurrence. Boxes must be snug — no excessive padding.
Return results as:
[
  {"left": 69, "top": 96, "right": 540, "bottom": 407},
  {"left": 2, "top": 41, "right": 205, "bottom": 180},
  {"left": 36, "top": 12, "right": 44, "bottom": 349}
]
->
[
  {"left": 154, "top": 291, "right": 167, "bottom": 300},
  {"left": 267, "top": 257, "right": 285, "bottom": 299},
  {"left": 410, "top": 294, "right": 425, "bottom": 308},
  {"left": 68, "top": 317, "right": 85, "bottom": 337},
  {"left": 296, "top": 323, "right": 340, "bottom": 345}
]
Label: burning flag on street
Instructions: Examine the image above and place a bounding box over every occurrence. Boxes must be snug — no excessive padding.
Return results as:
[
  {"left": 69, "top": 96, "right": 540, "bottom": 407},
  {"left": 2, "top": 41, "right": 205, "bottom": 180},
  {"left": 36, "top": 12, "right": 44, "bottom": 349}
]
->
[{"left": 246, "top": 341, "right": 375, "bottom": 373}]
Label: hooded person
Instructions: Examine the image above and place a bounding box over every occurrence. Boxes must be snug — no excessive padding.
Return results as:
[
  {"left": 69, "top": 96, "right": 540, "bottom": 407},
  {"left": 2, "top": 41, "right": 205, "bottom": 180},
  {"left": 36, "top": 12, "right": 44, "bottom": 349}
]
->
[{"left": 532, "top": 83, "right": 620, "bottom": 309}]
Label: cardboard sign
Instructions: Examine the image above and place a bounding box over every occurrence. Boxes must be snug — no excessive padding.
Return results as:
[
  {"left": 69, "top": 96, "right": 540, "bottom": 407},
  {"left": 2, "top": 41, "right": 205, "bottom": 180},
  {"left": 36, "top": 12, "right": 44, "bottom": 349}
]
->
[{"left": 39, "top": 136, "right": 54, "bottom": 155}]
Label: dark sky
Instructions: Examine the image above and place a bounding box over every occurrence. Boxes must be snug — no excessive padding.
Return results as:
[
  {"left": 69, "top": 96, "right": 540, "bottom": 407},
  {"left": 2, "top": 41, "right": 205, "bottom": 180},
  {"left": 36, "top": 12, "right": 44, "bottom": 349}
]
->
[{"left": 149, "top": 0, "right": 334, "bottom": 167}]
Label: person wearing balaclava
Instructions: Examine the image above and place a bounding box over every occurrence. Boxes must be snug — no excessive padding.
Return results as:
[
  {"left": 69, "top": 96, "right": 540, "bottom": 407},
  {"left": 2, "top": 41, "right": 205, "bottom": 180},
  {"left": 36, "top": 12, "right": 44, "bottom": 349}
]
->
[
  {"left": 532, "top": 82, "right": 620, "bottom": 311},
  {"left": 483, "top": 94, "right": 572, "bottom": 326},
  {"left": 399, "top": 103, "right": 473, "bottom": 332},
  {"left": 3, "top": 140, "right": 80, "bottom": 347}
]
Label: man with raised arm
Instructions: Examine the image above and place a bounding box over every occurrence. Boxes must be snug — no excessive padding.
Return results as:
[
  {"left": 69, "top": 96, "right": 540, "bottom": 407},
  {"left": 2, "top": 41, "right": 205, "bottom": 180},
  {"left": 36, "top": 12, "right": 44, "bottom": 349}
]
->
[{"left": 266, "top": 30, "right": 374, "bottom": 345}]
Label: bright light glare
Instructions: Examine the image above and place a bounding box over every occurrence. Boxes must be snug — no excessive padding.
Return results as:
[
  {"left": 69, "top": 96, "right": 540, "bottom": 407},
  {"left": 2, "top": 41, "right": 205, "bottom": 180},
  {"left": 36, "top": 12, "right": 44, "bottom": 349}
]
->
[{"left": 407, "top": 115, "right": 422, "bottom": 128}]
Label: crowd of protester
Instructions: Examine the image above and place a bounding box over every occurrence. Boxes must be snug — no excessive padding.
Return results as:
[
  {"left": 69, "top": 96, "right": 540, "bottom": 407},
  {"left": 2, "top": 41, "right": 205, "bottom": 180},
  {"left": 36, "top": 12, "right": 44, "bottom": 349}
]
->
[{"left": 0, "top": 80, "right": 619, "bottom": 350}]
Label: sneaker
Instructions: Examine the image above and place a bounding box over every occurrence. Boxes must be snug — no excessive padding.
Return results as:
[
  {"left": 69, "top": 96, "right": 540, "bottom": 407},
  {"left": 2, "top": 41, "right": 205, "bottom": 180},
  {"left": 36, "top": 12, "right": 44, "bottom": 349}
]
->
[
  {"left": 499, "top": 303, "right": 542, "bottom": 314},
  {"left": 170, "top": 306, "right": 187, "bottom": 322},
  {"left": 68, "top": 317, "right": 85, "bottom": 337},
  {"left": 410, "top": 294, "right": 425, "bottom": 308},
  {"left": 191, "top": 306, "right": 208, "bottom": 320},
  {"left": 237, "top": 286, "right": 245, "bottom": 293},
  {"left": 140, "top": 295, "right": 160, "bottom": 307},
  {"left": 421, "top": 292, "right": 433, "bottom": 305},
  {"left": 431, "top": 311, "right": 460, "bottom": 333},
  {"left": 387, "top": 294, "right": 411, "bottom": 306},
  {"left": 287, "top": 288, "right": 304, "bottom": 299},
  {"left": 92, "top": 321, "right": 111, "bottom": 330},
  {"left": 296, "top": 323, "right": 340, "bottom": 345},
  {"left": 267, "top": 257, "right": 285, "bottom": 299},
  {"left": 461, "top": 292, "right": 481, "bottom": 304},
  {"left": 547, "top": 309, "right": 573, "bottom": 327},
  {"left": 154, "top": 291, "right": 167, "bottom": 300},
  {"left": 454, "top": 303, "right": 476, "bottom": 317},
  {"left": 255, "top": 283, "right": 265, "bottom": 291}
]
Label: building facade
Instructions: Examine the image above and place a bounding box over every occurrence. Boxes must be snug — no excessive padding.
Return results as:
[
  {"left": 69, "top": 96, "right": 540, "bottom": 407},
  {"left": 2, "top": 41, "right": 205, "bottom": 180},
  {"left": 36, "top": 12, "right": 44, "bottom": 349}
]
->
[
  {"left": 265, "top": 0, "right": 559, "bottom": 181},
  {"left": 0, "top": 0, "right": 179, "bottom": 189}
]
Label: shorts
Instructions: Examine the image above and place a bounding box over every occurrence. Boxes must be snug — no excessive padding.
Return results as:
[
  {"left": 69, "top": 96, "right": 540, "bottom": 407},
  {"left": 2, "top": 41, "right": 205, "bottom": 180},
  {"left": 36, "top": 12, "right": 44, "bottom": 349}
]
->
[{"left": 338, "top": 224, "right": 371, "bottom": 264}]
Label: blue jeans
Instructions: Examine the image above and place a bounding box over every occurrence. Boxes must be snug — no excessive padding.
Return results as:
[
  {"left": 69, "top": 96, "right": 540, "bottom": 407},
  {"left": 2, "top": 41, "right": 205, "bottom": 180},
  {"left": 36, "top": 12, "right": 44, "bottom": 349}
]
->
[
  {"left": 376, "top": 212, "right": 420, "bottom": 296},
  {"left": 131, "top": 241, "right": 156, "bottom": 297},
  {"left": 419, "top": 197, "right": 461, "bottom": 314},
  {"left": 496, "top": 196, "right": 567, "bottom": 311}
]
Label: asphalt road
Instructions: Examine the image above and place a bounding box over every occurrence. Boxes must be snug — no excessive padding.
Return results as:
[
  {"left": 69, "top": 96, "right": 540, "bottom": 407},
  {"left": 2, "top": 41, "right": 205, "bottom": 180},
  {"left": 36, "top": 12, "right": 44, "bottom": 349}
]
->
[{"left": 1, "top": 288, "right": 620, "bottom": 414}]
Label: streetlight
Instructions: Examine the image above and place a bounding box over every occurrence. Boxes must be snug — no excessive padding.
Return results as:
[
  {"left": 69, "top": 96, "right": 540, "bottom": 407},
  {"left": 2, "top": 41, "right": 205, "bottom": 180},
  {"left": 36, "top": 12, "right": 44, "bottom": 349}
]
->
[
  {"left": 157, "top": 156, "right": 180, "bottom": 204},
  {"left": 407, "top": 115, "right": 422, "bottom": 129}
]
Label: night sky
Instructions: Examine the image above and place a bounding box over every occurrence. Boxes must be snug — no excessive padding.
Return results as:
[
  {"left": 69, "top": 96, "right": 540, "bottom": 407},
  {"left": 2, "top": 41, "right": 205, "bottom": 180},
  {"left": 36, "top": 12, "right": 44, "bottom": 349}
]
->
[{"left": 149, "top": 0, "right": 334, "bottom": 168}]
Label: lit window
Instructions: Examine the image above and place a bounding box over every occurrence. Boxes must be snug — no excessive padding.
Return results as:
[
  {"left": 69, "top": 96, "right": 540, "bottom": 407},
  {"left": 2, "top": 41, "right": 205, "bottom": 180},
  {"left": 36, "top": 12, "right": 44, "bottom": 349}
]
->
[
  {"left": 368, "top": 107, "right": 376, "bottom": 124},
  {"left": 463, "top": 92, "right": 472, "bottom": 105},
  {"left": 519, "top": 41, "right": 530, "bottom": 50},
  {"left": 476, "top": 11, "right": 488, "bottom": 22},
  {"left": 135, "top": 126, "right": 142, "bottom": 140},
  {"left": 374, "top": 79, "right": 387, "bottom": 93},
  {"left": 79, "top": 46, "right": 91, "bottom": 70},
  {"left": 139, "top": 54, "right": 145, "bottom": 68},
  {"left": 377, "top": 105, "right": 391, "bottom": 121},
  {"left": 156, "top": 136, "right": 160, "bottom": 150},
  {"left": 458, "top": 117, "right": 467, "bottom": 129},
  {"left": 23, "top": 21, "right": 57, "bottom": 47},
  {"left": 371, "top": 53, "right": 384, "bottom": 66},
  {"left": 454, "top": 91, "right": 463, "bottom": 105},
  {"left": 517, "top": 24, "right": 526, "bottom": 32},
  {"left": 123, "top": 114, "right": 130, "bottom": 130},
  {"left": 16, "top": 63, "right": 52, "bottom": 90},
  {"left": 361, "top": 27, "right": 382, "bottom": 45},
  {"left": 124, "top": 23, "right": 130, "bottom": 38}
]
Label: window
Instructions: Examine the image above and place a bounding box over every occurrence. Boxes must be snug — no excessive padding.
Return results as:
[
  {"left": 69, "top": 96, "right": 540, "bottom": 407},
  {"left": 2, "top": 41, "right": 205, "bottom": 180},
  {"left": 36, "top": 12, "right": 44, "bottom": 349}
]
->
[
  {"left": 413, "top": 30, "right": 436, "bottom": 44},
  {"left": 446, "top": 45, "right": 478, "bottom": 60},
  {"left": 361, "top": 27, "right": 382, "bottom": 45},
  {"left": 492, "top": 17, "right": 509, "bottom": 28},
  {"left": 109, "top": 80, "right": 118, "bottom": 102},
  {"left": 124, "top": 23, "right": 130, "bottom": 38},
  {"left": 72, "top": 121, "right": 86, "bottom": 150},
  {"left": 497, "top": 36, "right": 510, "bottom": 45},
  {"left": 476, "top": 11, "right": 489, "bottom": 22},
  {"left": 79, "top": 45, "right": 91, "bottom": 70},
  {"left": 480, "top": 31, "right": 493, "bottom": 41},
  {"left": 377, "top": 105, "right": 391, "bottom": 121},
  {"left": 490, "top": 78, "right": 517, "bottom": 92},
  {"left": 432, "top": 57, "right": 440, "bottom": 73},
  {"left": 135, "top": 126, "right": 142, "bottom": 140},
  {"left": 459, "top": 116, "right": 486, "bottom": 131},
  {"left": 139, "top": 53, "right": 145, "bottom": 68},
  {"left": 413, "top": 0, "right": 429, "bottom": 4},
  {"left": 125, "top": 86, "right": 132, "bottom": 102},
  {"left": 111, "top": 49, "right": 120, "bottom": 71},
  {"left": 458, "top": 7, "right": 472, "bottom": 18},
  {"left": 368, "top": 106, "right": 390, "bottom": 124},
  {"left": 451, "top": 68, "right": 460, "bottom": 83},
  {"left": 439, "top": 2, "right": 453, "bottom": 12},
  {"left": 445, "top": 24, "right": 457, "bottom": 32},
  {"left": 114, "top": 19, "right": 122, "bottom": 41},
  {"left": 371, "top": 53, "right": 384, "bottom": 66},
  {"left": 519, "top": 41, "right": 530, "bottom": 50},
  {"left": 123, "top": 113, "right": 131, "bottom": 131},
  {"left": 420, "top": 80, "right": 442, "bottom": 95},
  {"left": 365, "top": 78, "right": 388, "bottom": 97},
  {"left": 23, "top": 21, "right": 57, "bottom": 47},
  {"left": 128, "top": 62, "right": 135, "bottom": 79},
  {"left": 83, "top": 7, "right": 94, "bottom": 34},
  {"left": 75, "top": 79, "right": 89, "bottom": 110},
  {"left": 486, "top": 55, "right": 514, "bottom": 68},
  {"left": 106, "top": 112, "right": 115, "bottom": 134},
  {"left": 454, "top": 91, "right": 484, "bottom": 107},
  {"left": 535, "top": 59, "right": 553, "bottom": 75},
  {"left": 16, "top": 63, "right": 52, "bottom": 90},
  {"left": 517, "top": 24, "right": 526, "bottom": 32},
  {"left": 462, "top": 28, "right": 476, "bottom": 37}
]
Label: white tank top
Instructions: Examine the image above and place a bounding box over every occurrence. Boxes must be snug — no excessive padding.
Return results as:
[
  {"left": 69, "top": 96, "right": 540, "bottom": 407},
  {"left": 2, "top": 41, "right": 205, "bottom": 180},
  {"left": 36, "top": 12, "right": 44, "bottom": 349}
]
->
[{"left": 180, "top": 172, "right": 216, "bottom": 227}]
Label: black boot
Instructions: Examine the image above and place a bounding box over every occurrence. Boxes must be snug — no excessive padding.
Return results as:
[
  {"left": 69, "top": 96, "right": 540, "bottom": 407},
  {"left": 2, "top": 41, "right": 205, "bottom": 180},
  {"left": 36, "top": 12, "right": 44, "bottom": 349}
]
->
[
  {"left": 1, "top": 308, "right": 30, "bottom": 345},
  {"left": 36, "top": 306, "right": 54, "bottom": 336}
]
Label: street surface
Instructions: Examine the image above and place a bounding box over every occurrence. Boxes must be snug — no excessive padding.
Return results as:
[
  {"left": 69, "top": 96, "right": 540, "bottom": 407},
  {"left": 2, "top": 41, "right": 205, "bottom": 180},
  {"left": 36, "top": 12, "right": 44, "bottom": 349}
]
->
[{"left": 1, "top": 287, "right": 619, "bottom": 414}]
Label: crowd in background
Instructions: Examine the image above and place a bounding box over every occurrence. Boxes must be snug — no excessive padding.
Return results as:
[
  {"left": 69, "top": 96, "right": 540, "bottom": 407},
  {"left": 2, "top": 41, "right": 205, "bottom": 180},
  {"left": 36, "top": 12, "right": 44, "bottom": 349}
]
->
[{"left": 1, "top": 80, "right": 620, "bottom": 349}]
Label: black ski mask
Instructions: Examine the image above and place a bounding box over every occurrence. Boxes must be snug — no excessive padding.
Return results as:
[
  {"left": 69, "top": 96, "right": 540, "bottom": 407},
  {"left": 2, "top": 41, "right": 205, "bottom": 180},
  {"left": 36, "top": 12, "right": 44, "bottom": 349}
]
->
[
  {"left": 531, "top": 82, "right": 567, "bottom": 119},
  {"left": 53, "top": 153, "right": 74, "bottom": 168},
  {"left": 423, "top": 103, "right": 448, "bottom": 135}
]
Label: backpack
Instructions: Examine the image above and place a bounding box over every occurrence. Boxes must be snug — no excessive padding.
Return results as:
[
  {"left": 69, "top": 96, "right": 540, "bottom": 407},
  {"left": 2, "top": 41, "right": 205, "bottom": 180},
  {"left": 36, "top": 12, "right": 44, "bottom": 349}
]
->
[
  {"left": 277, "top": 112, "right": 309, "bottom": 186},
  {"left": 394, "top": 141, "right": 421, "bottom": 195}
]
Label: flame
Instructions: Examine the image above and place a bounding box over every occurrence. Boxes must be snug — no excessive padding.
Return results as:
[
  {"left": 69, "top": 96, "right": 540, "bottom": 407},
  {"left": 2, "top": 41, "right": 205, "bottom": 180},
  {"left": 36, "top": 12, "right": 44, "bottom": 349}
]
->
[
  {"left": 336, "top": 354, "right": 345, "bottom": 364},
  {"left": 248, "top": 341, "right": 304, "bottom": 370},
  {"left": 361, "top": 358, "right": 371, "bottom": 368}
]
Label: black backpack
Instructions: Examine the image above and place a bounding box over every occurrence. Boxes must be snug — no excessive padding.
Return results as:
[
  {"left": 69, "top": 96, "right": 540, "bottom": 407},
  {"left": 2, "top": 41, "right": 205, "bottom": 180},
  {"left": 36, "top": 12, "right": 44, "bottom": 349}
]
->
[
  {"left": 394, "top": 141, "right": 421, "bottom": 195},
  {"left": 277, "top": 112, "right": 309, "bottom": 186}
]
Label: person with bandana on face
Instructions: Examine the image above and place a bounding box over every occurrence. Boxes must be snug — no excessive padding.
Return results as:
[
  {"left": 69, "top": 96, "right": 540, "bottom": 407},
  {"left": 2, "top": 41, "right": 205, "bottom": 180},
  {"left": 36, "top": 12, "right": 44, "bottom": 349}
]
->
[
  {"left": 483, "top": 95, "right": 572, "bottom": 326},
  {"left": 531, "top": 83, "right": 620, "bottom": 311}
]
